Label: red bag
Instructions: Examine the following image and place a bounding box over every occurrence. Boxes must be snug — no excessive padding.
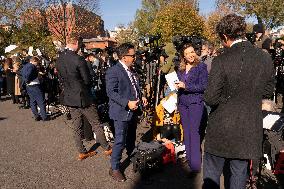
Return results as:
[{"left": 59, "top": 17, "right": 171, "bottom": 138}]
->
[{"left": 162, "top": 142, "right": 176, "bottom": 164}]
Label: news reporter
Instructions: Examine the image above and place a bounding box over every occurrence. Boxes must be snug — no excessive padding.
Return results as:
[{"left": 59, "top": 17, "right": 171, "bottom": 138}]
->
[{"left": 175, "top": 42, "right": 208, "bottom": 176}]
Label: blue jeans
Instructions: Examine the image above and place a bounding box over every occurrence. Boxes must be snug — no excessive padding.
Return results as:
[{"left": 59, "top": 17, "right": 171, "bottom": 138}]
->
[
  {"left": 26, "top": 85, "right": 47, "bottom": 120},
  {"left": 203, "top": 152, "right": 248, "bottom": 189}
]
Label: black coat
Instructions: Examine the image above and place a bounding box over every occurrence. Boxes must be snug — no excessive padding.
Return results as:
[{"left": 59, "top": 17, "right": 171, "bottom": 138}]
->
[
  {"left": 204, "top": 41, "right": 275, "bottom": 160},
  {"left": 5, "top": 69, "right": 15, "bottom": 94},
  {"left": 56, "top": 49, "right": 93, "bottom": 107}
]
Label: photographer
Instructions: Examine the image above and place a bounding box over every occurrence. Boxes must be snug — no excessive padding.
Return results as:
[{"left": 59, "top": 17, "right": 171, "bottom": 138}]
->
[
  {"left": 253, "top": 23, "right": 272, "bottom": 53},
  {"left": 201, "top": 40, "right": 215, "bottom": 73}
]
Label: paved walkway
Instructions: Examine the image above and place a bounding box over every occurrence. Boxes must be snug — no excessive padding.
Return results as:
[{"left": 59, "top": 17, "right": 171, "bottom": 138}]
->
[
  {"left": 0, "top": 97, "right": 282, "bottom": 189},
  {"left": 0, "top": 98, "right": 202, "bottom": 189}
]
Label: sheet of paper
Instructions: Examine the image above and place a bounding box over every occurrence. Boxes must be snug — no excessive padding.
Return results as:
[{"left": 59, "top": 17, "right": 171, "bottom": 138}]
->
[
  {"left": 28, "top": 46, "right": 34, "bottom": 56},
  {"left": 263, "top": 114, "right": 280, "bottom": 129},
  {"left": 162, "top": 95, "right": 177, "bottom": 113},
  {"left": 165, "top": 71, "right": 179, "bottom": 91}
]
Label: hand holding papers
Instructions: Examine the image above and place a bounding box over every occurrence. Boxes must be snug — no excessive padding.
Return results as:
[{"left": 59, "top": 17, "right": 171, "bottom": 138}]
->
[{"left": 165, "top": 71, "right": 179, "bottom": 92}]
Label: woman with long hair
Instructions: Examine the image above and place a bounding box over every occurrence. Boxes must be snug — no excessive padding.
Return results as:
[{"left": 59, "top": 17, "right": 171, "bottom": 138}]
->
[
  {"left": 175, "top": 42, "right": 208, "bottom": 176},
  {"left": 4, "top": 58, "right": 17, "bottom": 103}
]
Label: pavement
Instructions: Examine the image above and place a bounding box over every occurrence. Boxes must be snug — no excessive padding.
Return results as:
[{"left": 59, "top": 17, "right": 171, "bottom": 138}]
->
[{"left": 0, "top": 97, "right": 283, "bottom": 189}]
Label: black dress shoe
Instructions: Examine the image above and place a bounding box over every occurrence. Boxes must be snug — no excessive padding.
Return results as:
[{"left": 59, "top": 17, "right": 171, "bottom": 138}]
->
[
  {"left": 187, "top": 171, "right": 200, "bottom": 178},
  {"left": 109, "top": 169, "right": 126, "bottom": 182},
  {"left": 42, "top": 117, "right": 50, "bottom": 121},
  {"left": 35, "top": 117, "right": 41, "bottom": 121}
]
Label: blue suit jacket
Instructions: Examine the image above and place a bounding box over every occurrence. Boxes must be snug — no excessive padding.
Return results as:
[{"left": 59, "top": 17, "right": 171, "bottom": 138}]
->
[
  {"left": 21, "top": 63, "right": 38, "bottom": 84},
  {"left": 106, "top": 62, "right": 139, "bottom": 121}
]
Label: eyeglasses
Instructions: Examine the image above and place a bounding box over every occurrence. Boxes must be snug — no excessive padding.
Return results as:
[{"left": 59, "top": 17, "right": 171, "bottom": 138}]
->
[{"left": 124, "top": 54, "right": 136, "bottom": 58}]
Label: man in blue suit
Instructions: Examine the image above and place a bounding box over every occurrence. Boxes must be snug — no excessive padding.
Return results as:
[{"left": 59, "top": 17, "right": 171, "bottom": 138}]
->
[
  {"left": 106, "top": 43, "right": 147, "bottom": 182},
  {"left": 21, "top": 56, "right": 48, "bottom": 121}
]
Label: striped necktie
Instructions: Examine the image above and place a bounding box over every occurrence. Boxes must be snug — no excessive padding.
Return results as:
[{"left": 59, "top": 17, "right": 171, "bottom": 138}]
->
[{"left": 128, "top": 69, "right": 139, "bottom": 99}]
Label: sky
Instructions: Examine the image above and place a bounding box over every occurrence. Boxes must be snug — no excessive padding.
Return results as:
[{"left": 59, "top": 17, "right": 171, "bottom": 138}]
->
[{"left": 100, "top": 0, "right": 216, "bottom": 30}]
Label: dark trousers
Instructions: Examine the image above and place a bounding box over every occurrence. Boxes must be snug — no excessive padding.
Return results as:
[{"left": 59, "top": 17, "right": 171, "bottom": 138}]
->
[
  {"left": 26, "top": 85, "right": 47, "bottom": 120},
  {"left": 10, "top": 93, "right": 19, "bottom": 104},
  {"left": 0, "top": 80, "right": 2, "bottom": 99},
  {"left": 111, "top": 118, "right": 137, "bottom": 170},
  {"left": 178, "top": 103, "right": 204, "bottom": 171},
  {"left": 203, "top": 152, "right": 248, "bottom": 189},
  {"left": 69, "top": 105, "right": 109, "bottom": 153}
]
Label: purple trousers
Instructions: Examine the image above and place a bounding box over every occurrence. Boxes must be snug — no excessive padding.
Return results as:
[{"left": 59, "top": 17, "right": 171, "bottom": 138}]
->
[{"left": 178, "top": 103, "right": 204, "bottom": 171}]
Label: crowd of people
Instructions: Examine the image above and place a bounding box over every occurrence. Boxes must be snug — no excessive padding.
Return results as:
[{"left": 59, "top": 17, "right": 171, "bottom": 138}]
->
[{"left": 1, "top": 13, "right": 284, "bottom": 188}]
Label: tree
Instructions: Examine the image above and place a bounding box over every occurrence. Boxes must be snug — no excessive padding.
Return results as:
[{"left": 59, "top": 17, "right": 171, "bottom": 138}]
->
[
  {"left": 115, "top": 23, "right": 139, "bottom": 45},
  {"left": 134, "top": 0, "right": 198, "bottom": 37},
  {"left": 151, "top": 2, "right": 205, "bottom": 43},
  {"left": 0, "top": 0, "right": 42, "bottom": 25},
  {"left": 203, "top": 4, "right": 233, "bottom": 44},
  {"left": 44, "top": 0, "right": 102, "bottom": 45},
  {"left": 0, "top": 28, "right": 14, "bottom": 55},
  {"left": 216, "top": 0, "right": 284, "bottom": 29}
]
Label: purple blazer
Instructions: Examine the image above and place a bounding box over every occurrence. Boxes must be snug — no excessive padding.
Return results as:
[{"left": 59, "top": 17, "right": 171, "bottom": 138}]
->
[{"left": 177, "top": 62, "right": 208, "bottom": 106}]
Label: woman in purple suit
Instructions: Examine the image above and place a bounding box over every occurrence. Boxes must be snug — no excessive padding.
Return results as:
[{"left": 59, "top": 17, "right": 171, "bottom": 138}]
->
[{"left": 175, "top": 42, "right": 208, "bottom": 176}]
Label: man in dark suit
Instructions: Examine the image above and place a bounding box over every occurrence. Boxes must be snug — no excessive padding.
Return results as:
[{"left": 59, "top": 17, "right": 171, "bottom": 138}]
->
[
  {"left": 21, "top": 56, "right": 48, "bottom": 121},
  {"left": 56, "top": 36, "right": 111, "bottom": 161},
  {"left": 106, "top": 43, "right": 147, "bottom": 182},
  {"left": 203, "top": 14, "right": 275, "bottom": 189}
]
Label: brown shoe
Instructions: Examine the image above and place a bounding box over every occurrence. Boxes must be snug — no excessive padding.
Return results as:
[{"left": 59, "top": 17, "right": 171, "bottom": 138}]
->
[
  {"left": 78, "top": 150, "right": 97, "bottom": 161},
  {"left": 104, "top": 148, "right": 112, "bottom": 156},
  {"left": 109, "top": 169, "right": 126, "bottom": 182}
]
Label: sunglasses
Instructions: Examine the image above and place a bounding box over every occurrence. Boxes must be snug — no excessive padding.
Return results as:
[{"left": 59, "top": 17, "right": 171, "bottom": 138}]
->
[{"left": 124, "top": 54, "right": 136, "bottom": 58}]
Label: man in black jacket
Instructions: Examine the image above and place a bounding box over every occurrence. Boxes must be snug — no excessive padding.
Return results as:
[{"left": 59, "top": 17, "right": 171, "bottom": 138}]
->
[
  {"left": 56, "top": 36, "right": 111, "bottom": 161},
  {"left": 203, "top": 14, "right": 275, "bottom": 189}
]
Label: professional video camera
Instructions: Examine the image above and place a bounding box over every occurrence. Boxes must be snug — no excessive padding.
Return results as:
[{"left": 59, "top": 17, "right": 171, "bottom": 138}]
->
[
  {"left": 138, "top": 34, "right": 166, "bottom": 62},
  {"left": 246, "top": 32, "right": 257, "bottom": 45},
  {"left": 274, "top": 40, "right": 284, "bottom": 65},
  {"left": 172, "top": 35, "right": 202, "bottom": 56}
]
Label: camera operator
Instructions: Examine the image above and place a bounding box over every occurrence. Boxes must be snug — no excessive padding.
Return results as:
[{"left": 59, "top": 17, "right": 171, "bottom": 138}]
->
[
  {"left": 85, "top": 53, "right": 97, "bottom": 80},
  {"left": 201, "top": 40, "right": 215, "bottom": 74},
  {"left": 203, "top": 14, "right": 275, "bottom": 189},
  {"left": 253, "top": 23, "right": 272, "bottom": 53}
]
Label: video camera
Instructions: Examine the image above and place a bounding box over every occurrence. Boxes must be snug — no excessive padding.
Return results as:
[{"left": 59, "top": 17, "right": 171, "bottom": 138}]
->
[
  {"left": 138, "top": 34, "right": 166, "bottom": 62},
  {"left": 172, "top": 35, "right": 202, "bottom": 56},
  {"left": 274, "top": 39, "right": 284, "bottom": 65},
  {"left": 246, "top": 32, "right": 257, "bottom": 45}
]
